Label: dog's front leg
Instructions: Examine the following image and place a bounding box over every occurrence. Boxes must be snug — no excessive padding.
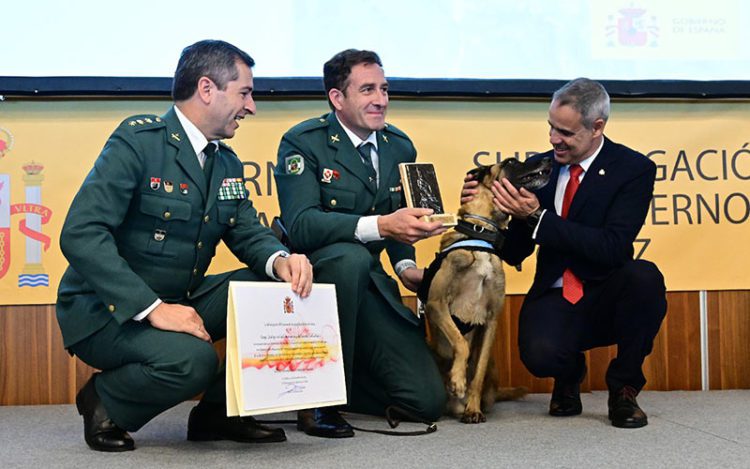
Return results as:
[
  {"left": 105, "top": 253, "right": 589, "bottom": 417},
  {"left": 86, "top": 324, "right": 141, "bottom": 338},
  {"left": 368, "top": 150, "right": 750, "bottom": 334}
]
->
[
  {"left": 462, "top": 316, "right": 499, "bottom": 423},
  {"left": 427, "top": 301, "right": 470, "bottom": 399}
]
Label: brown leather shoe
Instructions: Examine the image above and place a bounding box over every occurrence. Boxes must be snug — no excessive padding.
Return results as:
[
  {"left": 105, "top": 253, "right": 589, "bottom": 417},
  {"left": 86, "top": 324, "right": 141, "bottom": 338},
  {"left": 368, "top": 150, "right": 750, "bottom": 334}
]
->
[
  {"left": 608, "top": 385, "right": 648, "bottom": 428},
  {"left": 75, "top": 373, "right": 135, "bottom": 452},
  {"left": 297, "top": 408, "right": 354, "bottom": 438},
  {"left": 187, "top": 403, "right": 286, "bottom": 443}
]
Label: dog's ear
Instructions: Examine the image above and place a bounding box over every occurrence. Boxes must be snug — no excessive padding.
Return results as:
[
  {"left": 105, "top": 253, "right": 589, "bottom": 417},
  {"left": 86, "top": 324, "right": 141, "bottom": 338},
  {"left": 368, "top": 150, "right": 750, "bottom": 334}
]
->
[{"left": 467, "top": 165, "right": 491, "bottom": 183}]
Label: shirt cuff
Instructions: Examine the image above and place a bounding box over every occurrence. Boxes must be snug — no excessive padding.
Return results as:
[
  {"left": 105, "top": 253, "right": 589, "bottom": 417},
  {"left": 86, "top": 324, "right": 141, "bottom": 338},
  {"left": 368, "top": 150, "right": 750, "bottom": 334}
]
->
[
  {"left": 133, "top": 298, "right": 162, "bottom": 321},
  {"left": 531, "top": 209, "right": 547, "bottom": 240},
  {"left": 267, "top": 250, "right": 290, "bottom": 280},
  {"left": 394, "top": 259, "right": 418, "bottom": 277},
  {"left": 355, "top": 215, "right": 384, "bottom": 243}
]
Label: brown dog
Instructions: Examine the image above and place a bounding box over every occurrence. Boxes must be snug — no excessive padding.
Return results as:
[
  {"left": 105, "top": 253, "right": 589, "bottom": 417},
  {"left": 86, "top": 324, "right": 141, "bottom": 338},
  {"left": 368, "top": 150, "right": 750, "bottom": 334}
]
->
[{"left": 420, "top": 157, "right": 552, "bottom": 423}]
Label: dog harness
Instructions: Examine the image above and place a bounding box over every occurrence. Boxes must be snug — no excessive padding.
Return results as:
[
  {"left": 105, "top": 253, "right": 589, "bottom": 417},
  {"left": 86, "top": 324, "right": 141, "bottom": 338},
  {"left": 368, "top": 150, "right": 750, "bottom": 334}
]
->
[{"left": 418, "top": 239, "right": 500, "bottom": 335}]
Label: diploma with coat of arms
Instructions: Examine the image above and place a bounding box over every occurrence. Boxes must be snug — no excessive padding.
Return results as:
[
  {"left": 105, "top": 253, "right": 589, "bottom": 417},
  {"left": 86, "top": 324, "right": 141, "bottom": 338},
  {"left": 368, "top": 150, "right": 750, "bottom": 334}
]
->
[{"left": 226, "top": 282, "right": 346, "bottom": 416}]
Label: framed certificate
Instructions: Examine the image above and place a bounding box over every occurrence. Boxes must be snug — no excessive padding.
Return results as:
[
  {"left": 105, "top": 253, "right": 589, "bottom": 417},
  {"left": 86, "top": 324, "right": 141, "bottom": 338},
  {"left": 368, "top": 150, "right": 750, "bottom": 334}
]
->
[{"left": 226, "top": 282, "right": 346, "bottom": 416}]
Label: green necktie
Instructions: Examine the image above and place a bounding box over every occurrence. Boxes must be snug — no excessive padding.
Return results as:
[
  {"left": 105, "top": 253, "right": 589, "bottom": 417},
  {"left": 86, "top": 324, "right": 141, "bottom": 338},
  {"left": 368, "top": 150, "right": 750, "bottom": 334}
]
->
[
  {"left": 203, "top": 143, "right": 216, "bottom": 180},
  {"left": 357, "top": 142, "right": 377, "bottom": 188}
]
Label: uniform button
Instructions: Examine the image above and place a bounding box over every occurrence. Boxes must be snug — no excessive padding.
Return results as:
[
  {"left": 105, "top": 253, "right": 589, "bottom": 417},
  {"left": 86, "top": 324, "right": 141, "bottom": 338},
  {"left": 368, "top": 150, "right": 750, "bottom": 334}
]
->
[
  {"left": 186, "top": 291, "right": 192, "bottom": 299},
  {"left": 193, "top": 268, "right": 198, "bottom": 276},
  {"left": 229, "top": 217, "right": 236, "bottom": 226},
  {"left": 108, "top": 304, "right": 116, "bottom": 313},
  {"left": 203, "top": 215, "right": 210, "bottom": 223},
  {"left": 197, "top": 241, "right": 203, "bottom": 249},
  {"left": 370, "top": 207, "right": 376, "bottom": 213},
  {"left": 330, "top": 199, "right": 337, "bottom": 207},
  {"left": 163, "top": 211, "right": 171, "bottom": 219}
]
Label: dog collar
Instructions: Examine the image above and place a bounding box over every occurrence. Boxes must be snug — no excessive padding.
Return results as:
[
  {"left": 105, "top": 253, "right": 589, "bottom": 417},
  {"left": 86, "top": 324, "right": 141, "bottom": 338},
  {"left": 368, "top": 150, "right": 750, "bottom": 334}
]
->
[{"left": 455, "top": 219, "right": 505, "bottom": 248}]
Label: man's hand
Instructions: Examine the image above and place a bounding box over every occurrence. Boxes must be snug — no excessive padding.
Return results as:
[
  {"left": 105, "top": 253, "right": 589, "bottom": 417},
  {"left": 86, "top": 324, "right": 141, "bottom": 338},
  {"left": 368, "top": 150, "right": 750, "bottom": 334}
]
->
[
  {"left": 273, "top": 253, "right": 313, "bottom": 298},
  {"left": 377, "top": 208, "right": 447, "bottom": 245},
  {"left": 460, "top": 173, "right": 480, "bottom": 204},
  {"left": 399, "top": 267, "right": 424, "bottom": 293},
  {"left": 147, "top": 303, "right": 212, "bottom": 342},
  {"left": 491, "top": 178, "right": 540, "bottom": 219}
]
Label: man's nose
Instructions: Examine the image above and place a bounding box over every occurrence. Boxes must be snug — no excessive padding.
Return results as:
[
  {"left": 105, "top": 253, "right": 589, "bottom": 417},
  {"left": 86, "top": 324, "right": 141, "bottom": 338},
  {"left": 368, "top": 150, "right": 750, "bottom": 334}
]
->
[{"left": 244, "top": 95, "right": 256, "bottom": 115}]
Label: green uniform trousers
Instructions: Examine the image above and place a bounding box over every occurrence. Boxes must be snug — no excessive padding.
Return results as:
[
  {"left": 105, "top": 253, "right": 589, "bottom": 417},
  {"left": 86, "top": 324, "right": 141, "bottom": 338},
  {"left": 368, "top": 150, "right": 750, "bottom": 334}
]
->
[
  {"left": 309, "top": 243, "right": 446, "bottom": 421},
  {"left": 69, "top": 268, "right": 260, "bottom": 431}
]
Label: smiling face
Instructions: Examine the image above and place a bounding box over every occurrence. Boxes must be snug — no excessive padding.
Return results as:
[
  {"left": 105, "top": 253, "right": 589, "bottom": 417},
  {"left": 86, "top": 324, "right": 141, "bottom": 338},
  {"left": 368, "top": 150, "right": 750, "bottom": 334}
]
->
[
  {"left": 204, "top": 60, "right": 256, "bottom": 140},
  {"left": 329, "top": 62, "right": 388, "bottom": 140},
  {"left": 547, "top": 100, "right": 604, "bottom": 165}
]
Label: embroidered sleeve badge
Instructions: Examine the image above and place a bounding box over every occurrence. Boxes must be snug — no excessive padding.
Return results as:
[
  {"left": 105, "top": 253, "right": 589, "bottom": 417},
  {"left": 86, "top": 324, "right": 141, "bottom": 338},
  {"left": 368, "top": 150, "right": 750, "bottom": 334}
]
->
[{"left": 285, "top": 154, "right": 304, "bottom": 175}]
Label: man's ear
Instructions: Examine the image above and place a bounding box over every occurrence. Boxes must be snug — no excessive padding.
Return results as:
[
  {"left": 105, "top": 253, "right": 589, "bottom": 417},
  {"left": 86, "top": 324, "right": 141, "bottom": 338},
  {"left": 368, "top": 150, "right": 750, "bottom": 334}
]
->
[
  {"left": 197, "top": 76, "right": 214, "bottom": 104},
  {"left": 592, "top": 118, "right": 606, "bottom": 138},
  {"left": 328, "top": 88, "right": 344, "bottom": 111}
]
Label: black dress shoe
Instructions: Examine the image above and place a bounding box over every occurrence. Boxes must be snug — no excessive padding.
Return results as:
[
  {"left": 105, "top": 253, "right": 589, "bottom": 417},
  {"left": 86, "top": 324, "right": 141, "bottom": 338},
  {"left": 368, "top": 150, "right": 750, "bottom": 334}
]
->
[
  {"left": 608, "top": 385, "right": 648, "bottom": 428},
  {"left": 187, "top": 402, "right": 286, "bottom": 443},
  {"left": 75, "top": 373, "right": 135, "bottom": 452},
  {"left": 549, "top": 378, "right": 583, "bottom": 416},
  {"left": 297, "top": 407, "right": 354, "bottom": 438}
]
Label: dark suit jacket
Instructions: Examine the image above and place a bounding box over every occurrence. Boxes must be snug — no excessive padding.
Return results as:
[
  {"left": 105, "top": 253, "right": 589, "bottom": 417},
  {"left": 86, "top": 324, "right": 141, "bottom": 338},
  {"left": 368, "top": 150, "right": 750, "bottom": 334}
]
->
[
  {"left": 57, "top": 107, "right": 285, "bottom": 348},
  {"left": 499, "top": 136, "right": 656, "bottom": 300},
  {"left": 274, "top": 112, "right": 418, "bottom": 325}
]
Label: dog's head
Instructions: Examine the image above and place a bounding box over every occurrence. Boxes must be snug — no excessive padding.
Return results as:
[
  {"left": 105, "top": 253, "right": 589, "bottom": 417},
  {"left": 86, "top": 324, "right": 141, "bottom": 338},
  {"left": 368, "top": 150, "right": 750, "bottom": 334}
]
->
[
  {"left": 459, "top": 157, "right": 552, "bottom": 227},
  {"left": 467, "top": 157, "right": 552, "bottom": 192}
]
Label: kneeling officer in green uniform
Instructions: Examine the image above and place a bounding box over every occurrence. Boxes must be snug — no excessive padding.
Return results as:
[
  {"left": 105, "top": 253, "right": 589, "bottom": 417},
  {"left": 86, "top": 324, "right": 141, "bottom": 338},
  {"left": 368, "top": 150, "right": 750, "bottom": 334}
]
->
[
  {"left": 57, "top": 40, "right": 313, "bottom": 452},
  {"left": 275, "top": 49, "right": 447, "bottom": 438}
]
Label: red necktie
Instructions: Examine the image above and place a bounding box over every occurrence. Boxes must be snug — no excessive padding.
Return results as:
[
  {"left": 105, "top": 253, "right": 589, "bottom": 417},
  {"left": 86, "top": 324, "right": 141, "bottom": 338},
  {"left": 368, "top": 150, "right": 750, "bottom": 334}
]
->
[{"left": 561, "top": 164, "right": 584, "bottom": 304}]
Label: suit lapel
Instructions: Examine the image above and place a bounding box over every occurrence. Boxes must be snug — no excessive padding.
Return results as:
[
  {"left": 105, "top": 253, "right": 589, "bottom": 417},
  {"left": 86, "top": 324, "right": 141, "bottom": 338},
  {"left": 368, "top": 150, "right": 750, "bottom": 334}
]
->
[
  {"left": 567, "top": 137, "right": 615, "bottom": 220},
  {"left": 205, "top": 145, "right": 227, "bottom": 214},
  {"left": 164, "top": 108, "right": 207, "bottom": 201},
  {"left": 374, "top": 130, "right": 395, "bottom": 200},
  {"left": 327, "top": 113, "right": 376, "bottom": 195}
]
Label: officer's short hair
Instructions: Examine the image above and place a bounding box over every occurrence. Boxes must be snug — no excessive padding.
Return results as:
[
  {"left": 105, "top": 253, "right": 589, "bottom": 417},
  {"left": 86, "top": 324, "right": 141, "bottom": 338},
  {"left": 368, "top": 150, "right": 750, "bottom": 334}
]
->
[
  {"left": 323, "top": 49, "right": 382, "bottom": 110},
  {"left": 552, "top": 78, "right": 610, "bottom": 129},
  {"left": 172, "top": 40, "right": 255, "bottom": 101}
]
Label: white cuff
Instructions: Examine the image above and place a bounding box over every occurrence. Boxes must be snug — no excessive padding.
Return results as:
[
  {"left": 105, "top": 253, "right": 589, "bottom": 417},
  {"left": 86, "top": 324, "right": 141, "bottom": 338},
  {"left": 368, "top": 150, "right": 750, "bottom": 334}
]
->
[
  {"left": 267, "top": 250, "right": 290, "bottom": 280},
  {"left": 394, "top": 259, "right": 418, "bottom": 277},
  {"left": 355, "top": 215, "right": 383, "bottom": 243},
  {"left": 531, "top": 209, "right": 547, "bottom": 240},
  {"left": 133, "top": 298, "right": 162, "bottom": 321}
]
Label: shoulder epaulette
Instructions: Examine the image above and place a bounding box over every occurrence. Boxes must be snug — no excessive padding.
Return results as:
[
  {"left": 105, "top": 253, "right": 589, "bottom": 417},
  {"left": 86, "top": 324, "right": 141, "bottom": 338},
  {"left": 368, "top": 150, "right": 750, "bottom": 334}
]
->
[
  {"left": 121, "top": 115, "right": 165, "bottom": 132},
  {"left": 382, "top": 122, "right": 410, "bottom": 140},
  {"left": 288, "top": 114, "right": 329, "bottom": 136}
]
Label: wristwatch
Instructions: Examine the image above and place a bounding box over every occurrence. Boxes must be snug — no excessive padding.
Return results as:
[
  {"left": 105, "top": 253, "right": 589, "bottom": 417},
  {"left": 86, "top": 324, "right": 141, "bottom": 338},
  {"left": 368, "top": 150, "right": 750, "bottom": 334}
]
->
[{"left": 526, "top": 208, "right": 544, "bottom": 229}]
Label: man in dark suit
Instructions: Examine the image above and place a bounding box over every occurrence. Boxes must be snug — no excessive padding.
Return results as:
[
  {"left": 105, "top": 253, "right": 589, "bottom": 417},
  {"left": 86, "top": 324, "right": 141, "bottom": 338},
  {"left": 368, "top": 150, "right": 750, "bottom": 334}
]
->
[
  {"left": 465, "top": 78, "right": 667, "bottom": 428},
  {"left": 275, "top": 49, "right": 447, "bottom": 438},
  {"left": 57, "top": 40, "right": 313, "bottom": 452}
]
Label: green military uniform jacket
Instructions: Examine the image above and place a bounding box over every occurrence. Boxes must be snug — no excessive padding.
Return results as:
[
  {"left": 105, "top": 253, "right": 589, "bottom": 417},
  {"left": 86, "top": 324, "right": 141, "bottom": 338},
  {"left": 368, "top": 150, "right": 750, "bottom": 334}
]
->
[
  {"left": 275, "top": 112, "right": 418, "bottom": 325},
  {"left": 57, "top": 107, "right": 286, "bottom": 348}
]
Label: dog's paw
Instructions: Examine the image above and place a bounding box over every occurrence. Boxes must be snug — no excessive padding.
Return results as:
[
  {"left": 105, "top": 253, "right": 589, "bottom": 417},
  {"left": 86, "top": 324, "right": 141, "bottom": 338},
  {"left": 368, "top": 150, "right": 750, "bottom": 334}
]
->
[
  {"left": 460, "top": 410, "right": 486, "bottom": 424},
  {"left": 449, "top": 378, "right": 467, "bottom": 399}
]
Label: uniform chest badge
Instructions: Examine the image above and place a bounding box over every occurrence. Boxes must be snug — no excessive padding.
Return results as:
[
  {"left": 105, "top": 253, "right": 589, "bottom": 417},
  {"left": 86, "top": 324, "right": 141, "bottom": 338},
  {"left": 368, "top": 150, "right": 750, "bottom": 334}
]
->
[
  {"left": 150, "top": 177, "right": 161, "bottom": 190},
  {"left": 180, "top": 183, "right": 189, "bottom": 195},
  {"left": 321, "top": 168, "right": 340, "bottom": 183},
  {"left": 164, "top": 180, "right": 174, "bottom": 193}
]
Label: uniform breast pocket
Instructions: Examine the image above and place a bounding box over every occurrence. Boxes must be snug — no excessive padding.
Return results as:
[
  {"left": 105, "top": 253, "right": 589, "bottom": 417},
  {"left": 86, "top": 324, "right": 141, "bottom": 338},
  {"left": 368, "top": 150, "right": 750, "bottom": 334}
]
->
[
  {"left": 389, "top": 192, "right": 404, "bottom": 212},
  {"left": 139, "top": 193, "right": 192, "bottom": 257},
  {"left": 321, "top": 187, "right": 356, "bottom": 212}
]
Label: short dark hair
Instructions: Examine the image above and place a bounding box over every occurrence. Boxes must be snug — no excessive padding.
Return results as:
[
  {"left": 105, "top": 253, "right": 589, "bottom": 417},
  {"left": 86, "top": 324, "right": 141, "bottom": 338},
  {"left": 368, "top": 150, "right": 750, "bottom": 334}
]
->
[
  {"left": 323, "top": 49, "right": 382, "bottom": 110},
  {"left": 172, "top": 40, "right": 255, "bottom": 101},
  {"left": 552, "top": 78, "right": 610, "bottom": 129}
]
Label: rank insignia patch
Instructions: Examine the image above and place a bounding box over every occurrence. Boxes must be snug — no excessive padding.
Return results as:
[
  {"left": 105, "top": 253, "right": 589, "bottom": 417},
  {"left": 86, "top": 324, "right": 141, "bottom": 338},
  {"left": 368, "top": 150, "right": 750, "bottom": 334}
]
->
[{"left": 285, "top": 154, "right": 304, "bottom": 175}]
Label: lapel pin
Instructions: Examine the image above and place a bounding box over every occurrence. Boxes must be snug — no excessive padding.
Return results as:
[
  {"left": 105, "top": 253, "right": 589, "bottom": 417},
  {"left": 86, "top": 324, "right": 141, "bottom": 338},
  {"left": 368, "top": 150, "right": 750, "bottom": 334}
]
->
[
  {"left": 383, "top": 135, "right": 389, "bottom": 143},
  {"left": 180, "top": 183, "right": 189, "bottom": 195},
  {"left": 599, "top": 169, "right": 606, "bottom": 176},
  {"left": 321, "top": 168, "right": 333, "bottom": 183},
  {"left": 150, "top": 177, "right": 161, "bottom": 190},
  {"left": 330, "top": 134, "right": 340, "bottom": 143},
  {"left": 164, "top": 180, "right": 174, "bottom": 193},
  {"left": 171, "top": 132, "right": 181, "bottom": 142}
]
